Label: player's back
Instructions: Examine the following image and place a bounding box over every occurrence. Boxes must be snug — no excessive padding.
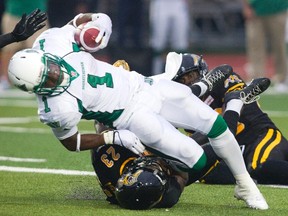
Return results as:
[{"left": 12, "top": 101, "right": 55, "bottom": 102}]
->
[{"left": 91, "top": 145, "right": 138, "bottom": 204}]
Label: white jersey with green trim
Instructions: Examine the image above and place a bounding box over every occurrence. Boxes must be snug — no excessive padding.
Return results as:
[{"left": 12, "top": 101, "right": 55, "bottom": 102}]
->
[
  {"left": 27, "top": 18, "right": 248, "bottom": 180},
  {"left": 32, "top": 24, "right": 146, "bottom": 140}
]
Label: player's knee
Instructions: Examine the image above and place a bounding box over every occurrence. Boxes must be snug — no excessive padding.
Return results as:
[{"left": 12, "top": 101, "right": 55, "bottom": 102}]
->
[
  {"left": 176, "top": 152, "right": 207, "bottom": 172},
  {"left": 192, "top": 152, "right": 207, "bottom": 171},
  {"left": 207, "top": 115, "right": 228, "bottom": 138}
]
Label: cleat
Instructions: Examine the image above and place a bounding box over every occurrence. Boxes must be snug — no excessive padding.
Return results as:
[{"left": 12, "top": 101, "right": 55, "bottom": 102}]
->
[
  {"left": 234, "top": 183, "right": 269, "bottom": 210},
  {"left": 224, "top": 78, "right": 271, "bottom": 104},
  {"left": 201, "top": 68, "right": 227, "bottom": 91}
]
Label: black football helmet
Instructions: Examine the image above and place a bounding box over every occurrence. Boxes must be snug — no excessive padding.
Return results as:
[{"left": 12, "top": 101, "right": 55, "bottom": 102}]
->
[
  {"left": 172, "top": 53, "right": 208, "bottom": 83},
  {"left": 115, "top": 156, "right": 168, "bottom": 210}
]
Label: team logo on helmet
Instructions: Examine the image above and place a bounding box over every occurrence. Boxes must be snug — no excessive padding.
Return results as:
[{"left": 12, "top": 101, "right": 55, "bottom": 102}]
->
[{"left": 118, "top": 170, "right": 143, "bottom": 187}]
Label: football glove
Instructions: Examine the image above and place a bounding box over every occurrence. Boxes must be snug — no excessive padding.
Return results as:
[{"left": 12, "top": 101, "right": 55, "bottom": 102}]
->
[
  {"left": 11, "top": 8, "right": 47, "bottom": 42},
  {"left": 90, "top": 13, "right": 112, "bottom": 50},
  {"left": 103, "top": 130, "right": 145, "bottom": 155}
]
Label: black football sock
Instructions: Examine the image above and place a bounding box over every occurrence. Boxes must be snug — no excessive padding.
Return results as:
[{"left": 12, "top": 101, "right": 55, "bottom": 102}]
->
[{"left": 223, "top": 110, "right": 239, "bottom": 135}]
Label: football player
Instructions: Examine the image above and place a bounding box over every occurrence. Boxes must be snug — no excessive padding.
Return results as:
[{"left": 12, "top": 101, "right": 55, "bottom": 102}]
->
[
  {"left": 91, "top": 121, "right": 220, "bottom": 209},
  {"left": 92, "top": 145, "right": 187, "bottom": 209},
  {"left": 170, "top": 53, "right": 288, "bottom": 185},
  {"left": 8, "top": 12, "right": 268, "bottom": 210},
  {"left": 0, "top": 8, "right": 47, "bottom": 48}
]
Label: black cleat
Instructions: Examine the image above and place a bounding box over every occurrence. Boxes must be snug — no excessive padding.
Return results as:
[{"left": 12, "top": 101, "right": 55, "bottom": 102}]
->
[
  {"left": 201, "top": 66, "right": 229, "bottom": 91},
  {"left": 224, "top": 78, "right": 271, "bottom": 104}
]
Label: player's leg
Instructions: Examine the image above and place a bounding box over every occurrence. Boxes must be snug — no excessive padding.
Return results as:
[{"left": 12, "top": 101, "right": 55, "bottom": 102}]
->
[
  {"left": 246, "top": 128, "right": 288, "bottom": 185},
  {"left": 155, "top": 80, "right": 248, "bottom": 176},
  {"left": 127, "top": 110, "right": 206, "bottom": 171},
  {"left": 153, "top": 80, "right": 248, "bottom": 176},
  {"left": 155, "top": 79, "right": 268, "bottom": 209}
]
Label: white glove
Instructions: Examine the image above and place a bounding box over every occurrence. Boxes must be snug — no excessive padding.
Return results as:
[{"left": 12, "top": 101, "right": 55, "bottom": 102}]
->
[
  {"left": 103, "top": 130, "right": 145, "bottom": 155},
  {"left": 90, "top": 13, "right": 112, "bottom": 50}
]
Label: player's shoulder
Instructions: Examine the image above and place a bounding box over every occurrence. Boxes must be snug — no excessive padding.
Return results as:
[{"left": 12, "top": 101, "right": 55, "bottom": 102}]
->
[
  {"left": 42, "top": 25, "right": 74, "bottom": 36},
  {"left": 36, "top": 94, "right": 80, "bottom": 125},
  {"left": 33, "top": 25, "right": 75, "bottom": 53}
]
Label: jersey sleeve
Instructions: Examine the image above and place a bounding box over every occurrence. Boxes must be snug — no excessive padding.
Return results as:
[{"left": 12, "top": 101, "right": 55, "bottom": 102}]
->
[
  {"left": 37, "top": 94, "right": 82, "bottom": 140},
  {"left": 32, "top": 25, "right": 76, "bottom": 56},
  {"left": 51, "top": 113, "right": 81, "bottom": 140}
]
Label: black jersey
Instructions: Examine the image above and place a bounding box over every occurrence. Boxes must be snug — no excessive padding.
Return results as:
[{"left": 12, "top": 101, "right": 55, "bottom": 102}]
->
[
  {"left": 202, "top": 71, "right": 278, "bottom": 146},
  {"left": 91, "top": 145, "right": 184, "bottom": 207},
  {"left": 91, "top": 145, "right": 138, "bottom": 204},
  {"left": 199, "top": 70, "right": 288, "bottom": 185}
]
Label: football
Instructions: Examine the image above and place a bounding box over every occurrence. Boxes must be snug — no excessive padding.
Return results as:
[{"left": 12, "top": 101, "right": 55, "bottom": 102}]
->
[{"left": 74, "top": 23, "right": 102, "bottom": 52}]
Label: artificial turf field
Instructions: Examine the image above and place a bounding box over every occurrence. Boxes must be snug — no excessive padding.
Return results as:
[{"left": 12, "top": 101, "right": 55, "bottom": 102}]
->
[{"left": 1, "top": 89, "right": 288, "bottom": 216}]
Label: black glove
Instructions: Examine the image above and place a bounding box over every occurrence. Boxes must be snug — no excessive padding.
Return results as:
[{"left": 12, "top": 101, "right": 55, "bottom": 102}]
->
[{"left": 11, "top": 8, "right": 47, "bottom": 42}]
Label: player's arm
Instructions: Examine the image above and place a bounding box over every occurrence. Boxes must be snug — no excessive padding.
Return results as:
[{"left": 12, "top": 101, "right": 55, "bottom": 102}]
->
[
  {"left": 60, "top": 132, "right": 105, "bottom": 151},
  {"left": 0, "top": 8, "right": 47, "bottom": 48},
  {"left": 59, "top": 129, "right": 145, "bottom": 155},
  {"left": 67, "top": 13, "right": 94, "bottom": 26},
  {"left": 68, "top": 12, "right": 112, "bottom": 51}
]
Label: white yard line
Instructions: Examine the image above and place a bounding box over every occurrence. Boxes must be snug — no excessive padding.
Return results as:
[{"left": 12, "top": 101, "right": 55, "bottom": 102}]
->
[
  {"left": 0, "top": 116, "right": 39, "bottom": 124},
  {"left": 0, "top": 126, "right": 94, "bottom": 134},
  {"left": 0, "top": 100, "right": 37, "bottom": 107},
  {"left": 0, "top": 166, "right": 286, "bottom": 188},
  {"left": 0, "top": 156, "right": 46, "bottom": 162},
  {"left": 0, "top": 126, "right": 50, "bottom": 133},
  {"left": 0, "top": 166, "right": 95, "bottom": 176},
  {"left": 265, "top": 111, "right": 288, "bottom": 117},
  {"left": 263, "top": 185, "right": 288, "bottom": 189},
  {"left": 0, "top": 89, "right": 35, "bottom": 99}
]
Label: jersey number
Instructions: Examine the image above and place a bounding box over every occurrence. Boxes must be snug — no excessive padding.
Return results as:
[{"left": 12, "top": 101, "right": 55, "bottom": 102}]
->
[
  {"left": 101, "top": 146, "right": 120, "bottom": 168},
  {"left": 88, "top": 73, "right": 114, "bottom": 88}
]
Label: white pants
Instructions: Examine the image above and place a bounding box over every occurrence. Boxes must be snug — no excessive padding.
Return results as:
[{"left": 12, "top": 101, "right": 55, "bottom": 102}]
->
[{"left": 114, "top": 79, "right": 218, "bottom": 168}]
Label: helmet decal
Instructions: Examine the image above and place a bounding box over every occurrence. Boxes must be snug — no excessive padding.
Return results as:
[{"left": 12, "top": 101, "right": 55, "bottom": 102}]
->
[
  {"left": 120, "top": 170, "right": 143, "bottom": 186},
  {"left": 172, "top": 53, "right": 208, "bottom": 83},
  {"left": 115, "top": 156, "right": 168, "bottom": 210},
  {"left": 18, "top": 84, "right": 29, "bottom": 92}
]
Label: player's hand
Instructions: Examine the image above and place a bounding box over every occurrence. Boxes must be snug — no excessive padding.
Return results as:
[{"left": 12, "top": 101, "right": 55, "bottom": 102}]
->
[
  {"left": 90, "top": 13, "right": 112, "bottom": 50},
  {"left": 11, "top": 8, "right": 47, "bottom": 42},
  {"left": 103, "top": 130, "right": 145, "bottom": 155}
]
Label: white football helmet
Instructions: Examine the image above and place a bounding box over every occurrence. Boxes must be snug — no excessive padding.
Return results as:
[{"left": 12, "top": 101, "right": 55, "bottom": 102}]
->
[{"left": 8, "top": 49, "right": 77, "bottom": 96}]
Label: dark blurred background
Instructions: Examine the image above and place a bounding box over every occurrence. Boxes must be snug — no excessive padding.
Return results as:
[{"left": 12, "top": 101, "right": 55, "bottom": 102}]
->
[{"left": 0, "top": 0, "right": 247, "bottom": 77}]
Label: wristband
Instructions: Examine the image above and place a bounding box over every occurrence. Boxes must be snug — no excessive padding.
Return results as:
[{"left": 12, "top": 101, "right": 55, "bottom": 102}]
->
[
  {"left": 76, "top": 133, "right": 81, "bottom": 152},
  {"left": 103, "top": 131, "right": 114, "bottom": 144}
]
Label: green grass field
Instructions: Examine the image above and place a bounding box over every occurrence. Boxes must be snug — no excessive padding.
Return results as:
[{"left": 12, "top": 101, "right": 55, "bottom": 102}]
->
[{"left": 1, "top": 90, "right": 288, "bottom": 216}]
